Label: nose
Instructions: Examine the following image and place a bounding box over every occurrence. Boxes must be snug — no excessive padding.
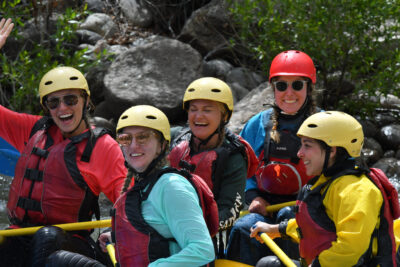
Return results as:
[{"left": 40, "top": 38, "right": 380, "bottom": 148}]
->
[
  {"left": 58, "top": 101, "right": 69, "bottom": 109},
  {"left": 129, "top": 139, "right": 141, "bottom": 148},
  {"left": 297, "top": 147, "right": 304, "bottom": 158},
  {"left": 285, "top": 85, "right": 296, "bottom": 95}
]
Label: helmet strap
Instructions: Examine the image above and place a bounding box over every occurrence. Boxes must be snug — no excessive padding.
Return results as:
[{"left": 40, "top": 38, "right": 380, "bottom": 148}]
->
[
  {"left": 322, "top": 146, "right": 331, "bottom": 175},
  {"left": 192, "top": 119, "right": 224, "bottom": 151}
]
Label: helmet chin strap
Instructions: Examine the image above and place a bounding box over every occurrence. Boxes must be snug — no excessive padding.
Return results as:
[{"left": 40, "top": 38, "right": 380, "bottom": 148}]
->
[
  {"left": 322, "top": 146, "right": 331, "bottom": 175},
  {"left": 192, "top": 119, "right": 225, "bottom": 151}
]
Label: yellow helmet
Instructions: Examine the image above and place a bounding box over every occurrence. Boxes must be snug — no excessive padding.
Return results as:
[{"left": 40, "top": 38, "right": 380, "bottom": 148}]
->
[
  {"left": 183, "top": 77, "right": 234, "bottom": 121},
  {"left": 116, "top": 105, "right": 171, "bottom": 143},
  {"left": 39, "top": 66, "right": 90, "bottom": 104},
  {"left": 297, "top": 111, "right": 364, "bottom": 157}
]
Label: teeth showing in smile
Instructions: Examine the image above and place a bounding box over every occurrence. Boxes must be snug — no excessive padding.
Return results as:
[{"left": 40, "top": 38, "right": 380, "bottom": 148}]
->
[
  {"left": 284, "top": 100, "right": 296, "bottom": 103},
  {"left": 195, "top": 122, "right": 208, "bottom": 126},
  {"left": 130, "top": 153, "right": 143, "bottom": 157},
  {"left": 59, "top": 114, "right": 73, "bottom": 121}
]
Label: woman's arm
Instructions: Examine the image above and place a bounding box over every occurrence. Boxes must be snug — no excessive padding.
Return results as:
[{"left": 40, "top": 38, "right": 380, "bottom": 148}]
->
[
  {"left": 79, "top": 134, "right": 127, "bottom": 203},
  {"left": 216, "top": 152, "right": 247, "bottom": 230},
  {"left": 0, "top": 105, "right": 41, "bottom": 152},
  {"left": 148, "top": 173, "right": 215, "bottom": 266}
]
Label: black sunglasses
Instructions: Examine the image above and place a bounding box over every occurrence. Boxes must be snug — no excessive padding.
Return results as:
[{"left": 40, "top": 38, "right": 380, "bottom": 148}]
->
[
  {"left": 273, "top": 80, "right": 307, "bottom": 92},
  {"left": 45, "top": 94, "right": 80, "bottom": 110}
]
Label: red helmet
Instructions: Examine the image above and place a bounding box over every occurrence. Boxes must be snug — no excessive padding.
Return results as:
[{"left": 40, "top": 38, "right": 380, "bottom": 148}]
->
[{"left": 269, "top": 50, "right": 316, "bottom": 84}]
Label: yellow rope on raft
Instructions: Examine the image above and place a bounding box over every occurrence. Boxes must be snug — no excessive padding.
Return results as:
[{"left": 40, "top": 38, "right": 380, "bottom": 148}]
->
[
  {"left": 240, "top": 201, "right": 296, "bottom": 217},
  {"left": 0, "top": 219, "right": 111, "bottom": 244},
  {"left": 260, "top": 233, "right": 297, "bottom": 267}
]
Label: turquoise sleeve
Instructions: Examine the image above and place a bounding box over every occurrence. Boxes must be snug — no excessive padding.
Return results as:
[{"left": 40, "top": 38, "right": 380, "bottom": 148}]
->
[{"left": 145, "top": 173, "right": 215, "bottom": 267}]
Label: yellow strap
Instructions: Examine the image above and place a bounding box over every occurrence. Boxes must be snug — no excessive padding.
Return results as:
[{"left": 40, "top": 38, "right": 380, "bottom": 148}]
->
[
  {"left": 106, "top": 243, "right": 117, "bottom": 267},
  {"left": 260, "top": 233, "right": 297, "bottom": 267},
  {"left": 240, "top": 201, "right": 296, "bottom": 217},
  {"left": 0, "top": 219, "right": 111, "bottom": 244},
  {"left": 214, "top": 259, "right": 253, "bottom": 266}
]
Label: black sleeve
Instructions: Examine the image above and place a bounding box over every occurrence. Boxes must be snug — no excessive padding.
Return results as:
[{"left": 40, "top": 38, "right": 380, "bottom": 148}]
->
[{"left": 215, "top": 152, "right": 247, "bottom": 231}]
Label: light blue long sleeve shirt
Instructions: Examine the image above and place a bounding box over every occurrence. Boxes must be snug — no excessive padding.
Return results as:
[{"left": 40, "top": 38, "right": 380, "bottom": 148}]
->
[{"left": 143, "top": 172, "right": 215, "bottom": 266}]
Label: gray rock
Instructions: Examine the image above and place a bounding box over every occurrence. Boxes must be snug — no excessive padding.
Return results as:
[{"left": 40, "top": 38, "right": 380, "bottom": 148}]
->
[
  {"left": 76, "top": 29, "right": 103, "bottom": 45},
  {"left": 359, "top": 119, "right": 379, "bottom": 138},
  {"left": 178, "top": 0, "right": 231, "bottom": 55},
  {"left": 378, "top": 124, "right": 400, "bottom": 150},
  {"left": 103, "top": 37, "right": 203, "bottom": 123},
  {"left": 79, "top": 13, "right": 118, "bottom": 39},
  {"left": 372, "top": 157, "right": 400, "bottom": 179},
  {"left": 362, "top": 137, "right": 383, "bottom": 164},
  {"left": 202, "top": 59, "right": 233, "bottom": 80},
  {"left": 228, "top": 82, "right": 274, "bottom": 133},
  {"left": 84, "top": 0, "right": 107, "bottom": 13},
  {"left": 120, "top": 0, "right": 153, "bottom": 27},
  {"left": 226, "top": 67, "right": 265, "bottom": 91}
]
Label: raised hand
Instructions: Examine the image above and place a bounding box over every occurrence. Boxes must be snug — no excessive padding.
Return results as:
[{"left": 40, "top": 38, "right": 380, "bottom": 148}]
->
[{"left": 0, "top": 18, "right": 14, "bottom": 49}]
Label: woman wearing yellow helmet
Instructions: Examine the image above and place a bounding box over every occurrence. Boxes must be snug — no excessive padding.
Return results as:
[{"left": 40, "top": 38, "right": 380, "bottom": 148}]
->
[
  {"left": 95, "top": 105, "right": 214, "bottom": 266},
  {"left": 168, "top": 77, "right": 258, "bottom": 258},
  {"left": 0, "top": 20, "right": 127, "bottom": 266},
  {"left": 250, "top": 111, "right": 397, "bottom": 267},
  {"left": 46, "top": 105, "right": 215, "bottom": 266}
]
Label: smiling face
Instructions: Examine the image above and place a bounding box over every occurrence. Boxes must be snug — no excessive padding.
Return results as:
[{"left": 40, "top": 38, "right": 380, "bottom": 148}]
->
[
  {"left": 273, "top": 76, "right": 308, "bottom": 114},
  {"left": 119, "top": 126, "right": 162, "bottom": 173},
  {"left": 297, "top": 137, "right": 326, "bottom": 177},
  {"left": 46, "top": 89, "right": 87, "bottom": 138},
  {"left": 188, "top": 99, "right": 225, "bottom": 141}
]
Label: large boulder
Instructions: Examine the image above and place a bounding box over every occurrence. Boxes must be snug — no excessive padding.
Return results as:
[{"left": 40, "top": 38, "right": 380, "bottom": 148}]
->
[
  {"left": 103, "top": 36, "right": 203, "bottom": 123},
  {"left": 228, "top": 82, "right": 274, "bottom": 134}
]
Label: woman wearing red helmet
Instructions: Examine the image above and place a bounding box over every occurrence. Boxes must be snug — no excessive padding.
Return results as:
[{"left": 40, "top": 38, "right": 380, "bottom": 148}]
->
[{"left": 226, "top": 50, "right": 318, "bottom": 265}]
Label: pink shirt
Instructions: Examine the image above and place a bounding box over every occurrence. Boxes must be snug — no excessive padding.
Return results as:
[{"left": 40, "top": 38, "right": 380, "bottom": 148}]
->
[{"left": 0, "top": 105, "right": 127, "bottom": 203}]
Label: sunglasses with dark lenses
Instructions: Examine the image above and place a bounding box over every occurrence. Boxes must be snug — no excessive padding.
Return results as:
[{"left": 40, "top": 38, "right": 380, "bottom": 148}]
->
[
  {"left": 117, "top": 131, "right": 156, "bottom": 147},
  {"left": 46, "top": 94, "right": 80, "bottom": 110},
  {"left": 273, "top": 80, "right": 307, "bottom": 92}
]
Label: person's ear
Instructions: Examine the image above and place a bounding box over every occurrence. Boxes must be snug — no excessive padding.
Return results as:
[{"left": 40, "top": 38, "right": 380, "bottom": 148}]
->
[
  {"left": 223, "top": 113, "right": 228, "bottom": 124},
  {"left": 330, "top": 147, "right": 337, "bottom": 159}
]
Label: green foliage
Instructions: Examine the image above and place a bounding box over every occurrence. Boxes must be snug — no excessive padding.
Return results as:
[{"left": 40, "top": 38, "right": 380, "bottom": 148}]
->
[
  {"left": 0, "top": 1, "right": 105, "bottom": 114},
  {"left": 227, "top": 0, "right": 400, "bottom": 115}
]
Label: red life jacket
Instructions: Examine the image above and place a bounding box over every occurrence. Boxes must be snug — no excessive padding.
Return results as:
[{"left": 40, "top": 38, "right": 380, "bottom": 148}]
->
[
  {"left": 7, "top": 117, "right": 105, "bottom": 226},
  {"left": 168, "top": 128, "right": 258, "bottom": 196},
  {"left": 112, "top": 167, "right": 218, "bottom": 266},
  {"left": 256, "top": 111, "right": 313, "bottom": 195},
  {"left": 296, "top": 166, "right": 398, "bottom": 266}
]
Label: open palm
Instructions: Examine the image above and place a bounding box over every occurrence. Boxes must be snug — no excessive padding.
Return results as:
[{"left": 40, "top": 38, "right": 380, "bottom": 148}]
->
[{"left": 0, "top": 18, "right": 14, "bottom": 49}]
